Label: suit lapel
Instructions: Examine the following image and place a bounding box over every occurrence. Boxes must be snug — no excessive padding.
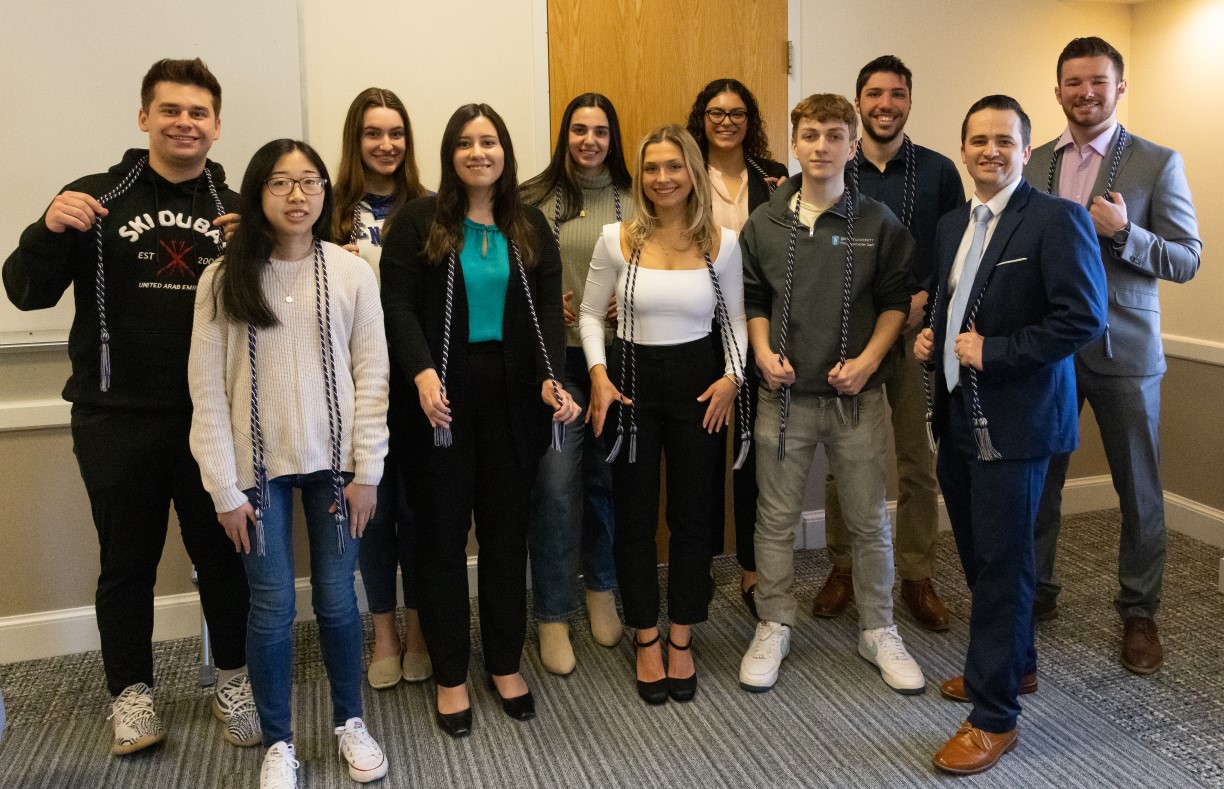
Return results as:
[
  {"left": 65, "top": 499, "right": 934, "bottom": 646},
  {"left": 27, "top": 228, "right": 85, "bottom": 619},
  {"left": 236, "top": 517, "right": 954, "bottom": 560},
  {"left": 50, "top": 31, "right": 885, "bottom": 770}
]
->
[{"left": 966, "top": 181, "right": 1030, "bottom": 301}]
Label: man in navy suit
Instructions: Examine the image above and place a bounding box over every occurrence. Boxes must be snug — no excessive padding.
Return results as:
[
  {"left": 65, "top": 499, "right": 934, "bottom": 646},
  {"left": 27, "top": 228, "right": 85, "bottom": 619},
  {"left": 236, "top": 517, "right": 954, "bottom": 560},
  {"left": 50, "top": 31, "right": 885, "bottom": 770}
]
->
[
  {"left": 1027, "top": 37, "right": 1201, "bottom": 675},
  {"left": 914, "top": 95, "right": 1106, "bottom": 774}
]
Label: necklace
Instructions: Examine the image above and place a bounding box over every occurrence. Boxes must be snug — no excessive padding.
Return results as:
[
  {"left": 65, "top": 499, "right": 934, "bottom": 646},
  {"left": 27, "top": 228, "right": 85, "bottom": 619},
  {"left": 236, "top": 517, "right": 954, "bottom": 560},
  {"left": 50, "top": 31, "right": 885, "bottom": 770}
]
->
[
  {"left": 552, "top": 185, "right": 622, "bottom": 241},
  {"left": 268, "top": 261, "right": 302, "bottom": 303}
]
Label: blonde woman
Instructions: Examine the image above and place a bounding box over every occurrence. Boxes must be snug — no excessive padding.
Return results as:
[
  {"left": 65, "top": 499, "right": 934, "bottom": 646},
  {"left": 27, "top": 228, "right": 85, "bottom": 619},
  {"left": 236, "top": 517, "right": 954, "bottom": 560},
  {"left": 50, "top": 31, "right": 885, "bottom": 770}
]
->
[{"left": 581, "top": 125, "right": 747, "bottom": 705}]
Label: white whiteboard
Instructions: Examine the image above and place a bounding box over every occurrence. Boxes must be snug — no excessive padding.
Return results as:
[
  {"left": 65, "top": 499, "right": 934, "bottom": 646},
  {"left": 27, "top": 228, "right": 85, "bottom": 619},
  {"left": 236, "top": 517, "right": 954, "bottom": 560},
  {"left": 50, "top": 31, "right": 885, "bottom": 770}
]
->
[{"left": 0, "top": 0, "right": 305, "bottom": 344}]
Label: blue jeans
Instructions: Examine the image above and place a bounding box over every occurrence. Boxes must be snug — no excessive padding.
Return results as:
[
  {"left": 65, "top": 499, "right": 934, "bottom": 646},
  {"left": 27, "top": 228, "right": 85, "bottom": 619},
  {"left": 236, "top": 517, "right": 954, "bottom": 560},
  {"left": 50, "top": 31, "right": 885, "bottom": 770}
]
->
[
  {"left": 358, "top": 456, "right": 419, "bottom": 613},
  {"left": 242, "top": 471, "right": 362, "bottom": 746},
  {"left": 528, "top": 348, "right": 617, "bottom": 621}
]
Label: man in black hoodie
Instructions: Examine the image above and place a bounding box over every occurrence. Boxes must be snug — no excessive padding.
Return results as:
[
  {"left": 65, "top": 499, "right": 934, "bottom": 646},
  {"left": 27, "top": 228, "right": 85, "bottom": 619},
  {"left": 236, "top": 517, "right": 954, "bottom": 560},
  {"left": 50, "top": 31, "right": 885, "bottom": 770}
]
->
[{"left": 3, "top": 58, "right": 258, "bottom": 756}]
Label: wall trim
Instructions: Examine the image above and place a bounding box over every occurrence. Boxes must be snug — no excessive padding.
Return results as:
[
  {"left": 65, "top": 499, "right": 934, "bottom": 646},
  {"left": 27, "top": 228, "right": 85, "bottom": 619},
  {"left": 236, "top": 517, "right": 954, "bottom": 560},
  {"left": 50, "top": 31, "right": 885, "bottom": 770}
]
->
[
  {"left": 0, "top": 559, "right": 482, "bottom": 666},
  {"left": 1162, "top": 333, "right": 1224, "bottom": 367},
  {"left": 4, "top": 482, "right": 1221, "bottom": 664}
]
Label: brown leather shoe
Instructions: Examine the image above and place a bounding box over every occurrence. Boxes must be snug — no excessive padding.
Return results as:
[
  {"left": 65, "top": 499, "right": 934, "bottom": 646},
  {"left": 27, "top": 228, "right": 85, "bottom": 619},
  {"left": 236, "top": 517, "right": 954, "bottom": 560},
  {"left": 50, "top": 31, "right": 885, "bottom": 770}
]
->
[
  {"left": 1121, "top": 616, "right": 1164, "bottom": 674},
  {"left": 1032, "top": 596, "right": 1059, "bottom": 621},
  {"left": 901, "top": 578, "right": 951, "bottom": 631},
  {"left": 811, "top": 565, "right": 853, "bottom": 618},
  {"left": 932, "top": 721, "right": 1018, "bottom": 775},
  {"left": 939, "top": 673, "right": 1038, "bottom": 703}
]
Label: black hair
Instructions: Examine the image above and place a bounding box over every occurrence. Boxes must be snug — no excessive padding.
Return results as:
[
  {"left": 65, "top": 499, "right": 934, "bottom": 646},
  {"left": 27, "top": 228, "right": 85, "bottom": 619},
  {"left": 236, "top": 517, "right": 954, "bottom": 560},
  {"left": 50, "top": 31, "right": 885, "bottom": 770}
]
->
[
  {"left": 424, "top": 103, "right": 538, "bottom": 266},
  {"left": 215, "top": 139, "right": 334, "bottom": 327},
  {"left": 855, "top": 55, "right": 913, "bottom": 98},
  {"left": 685, "top": 78, "right": 773, "bottom": 162},
  {"left": 520, "top": 93, "right": 632, "bottom": 221},
  {"left": 961, "top": 95, "right": 1031, "bottom": 147}
]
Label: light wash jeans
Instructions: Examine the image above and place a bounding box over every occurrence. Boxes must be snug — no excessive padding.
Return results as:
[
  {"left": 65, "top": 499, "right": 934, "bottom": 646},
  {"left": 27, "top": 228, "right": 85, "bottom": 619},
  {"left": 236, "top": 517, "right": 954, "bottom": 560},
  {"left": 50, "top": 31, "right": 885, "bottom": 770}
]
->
[
  {"left": 754, "top": 386, "right": 895, "bottom": 630},
  {"left": 528, "top": 348, "right": 617, "bottom": 621},
  {"left": 241, "top": 470, "right": 362, "bottom": 746}
]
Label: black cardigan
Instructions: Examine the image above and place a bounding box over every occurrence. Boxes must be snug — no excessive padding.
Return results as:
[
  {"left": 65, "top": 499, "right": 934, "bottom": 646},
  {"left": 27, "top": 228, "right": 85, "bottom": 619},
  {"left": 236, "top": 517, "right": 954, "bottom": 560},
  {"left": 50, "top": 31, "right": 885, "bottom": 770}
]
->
[
  {"left": 380, "top": 196, "right": 565, "bottom": 470},
  {"left": 746, "top": 155, "right": 789, "bottom": 214}
]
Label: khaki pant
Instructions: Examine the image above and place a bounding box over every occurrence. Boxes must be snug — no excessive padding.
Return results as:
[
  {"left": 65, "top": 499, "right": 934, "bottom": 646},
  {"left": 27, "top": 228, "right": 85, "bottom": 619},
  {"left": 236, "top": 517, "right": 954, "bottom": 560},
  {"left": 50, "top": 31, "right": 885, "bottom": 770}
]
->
[{"left": 825, "top": 329, "right": 938, "bottom": 580}]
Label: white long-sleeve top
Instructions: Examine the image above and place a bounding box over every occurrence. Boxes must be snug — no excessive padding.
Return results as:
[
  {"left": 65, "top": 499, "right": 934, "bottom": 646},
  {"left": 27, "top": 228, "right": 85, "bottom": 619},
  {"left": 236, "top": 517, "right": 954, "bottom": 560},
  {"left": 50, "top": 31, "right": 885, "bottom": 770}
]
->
[
  {"left": 579, "top": 223, "right": 748, "bottom": 378},
  {"left": 189, "top": 241, "right": 390, "bottom": 513}
]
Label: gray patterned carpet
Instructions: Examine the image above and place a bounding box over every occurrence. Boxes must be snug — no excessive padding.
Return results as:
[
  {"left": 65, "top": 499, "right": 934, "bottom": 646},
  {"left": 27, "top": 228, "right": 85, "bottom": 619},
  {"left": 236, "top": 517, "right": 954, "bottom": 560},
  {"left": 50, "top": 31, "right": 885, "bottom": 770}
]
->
[{"left": 1, "top": 509, "right": 1222, "bottom": 788}]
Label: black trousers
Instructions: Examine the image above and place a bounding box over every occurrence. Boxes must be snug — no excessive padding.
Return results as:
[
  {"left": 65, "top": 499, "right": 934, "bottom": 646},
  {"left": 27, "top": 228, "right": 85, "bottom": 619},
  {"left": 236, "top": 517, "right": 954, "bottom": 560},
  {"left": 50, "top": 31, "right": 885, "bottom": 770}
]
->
[
  {"left": 608, "top": 336, "right": 722, "bottom": 628},
  {"left": 413, "top": 344, "right": 537, "bottom": 687},
  {"left": 709, "top": 346, "right": 760, "bottom": 570},
  {"left": 71, "top": 406, "right": 249, "bottom": 695}
]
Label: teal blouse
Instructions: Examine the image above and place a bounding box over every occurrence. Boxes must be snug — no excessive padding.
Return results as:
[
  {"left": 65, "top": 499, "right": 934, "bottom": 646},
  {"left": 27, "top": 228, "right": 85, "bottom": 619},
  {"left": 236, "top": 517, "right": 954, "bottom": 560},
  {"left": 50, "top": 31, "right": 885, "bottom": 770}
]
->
[{"left": 460, "top": 218, "right": 509, "bottom": 342}]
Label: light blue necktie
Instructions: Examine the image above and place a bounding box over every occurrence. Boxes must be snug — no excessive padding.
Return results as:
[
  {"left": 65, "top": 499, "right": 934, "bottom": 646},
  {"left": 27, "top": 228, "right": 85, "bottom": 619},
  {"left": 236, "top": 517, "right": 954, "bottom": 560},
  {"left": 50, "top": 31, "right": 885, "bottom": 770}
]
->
[{"left": 944, "top": 204, "right": 993, "bottom": 391}]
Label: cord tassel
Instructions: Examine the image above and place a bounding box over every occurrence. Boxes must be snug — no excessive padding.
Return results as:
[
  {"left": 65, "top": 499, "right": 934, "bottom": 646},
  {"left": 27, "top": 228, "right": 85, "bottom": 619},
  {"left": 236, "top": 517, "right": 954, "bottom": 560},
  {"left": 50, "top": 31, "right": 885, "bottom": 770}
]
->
[
  {"left": 551, "top": 420, "right": 565, "bottom": 452},
  {"left": 628, "top": 424, "right": 638, "bottom": 464},
  {"left": 733, "top": 430, "right": 752, "bottom": 471},
  {"left": 605, "top": 421, "right": 624, "bottom": 463},
  {"left": 254, "top": 510, "right": 267, "bottom": 558},
  {"left": 1103, "top": 324, "right": 1113, "bottom": 359},
  {"left": 335, "top": 513, "right": 346, "bottom": 554},
  {"left": 925, "top": 410, "right": 937, "bottom": 453},
  {"left": 434, "top": 424, "right": 453, "bottom": 448},
  {"left": 99, "top": 335, "right": 112, "bottom": 393},
  {"left": 973, "top": 417, "right": 1003, "bottom": 461}
]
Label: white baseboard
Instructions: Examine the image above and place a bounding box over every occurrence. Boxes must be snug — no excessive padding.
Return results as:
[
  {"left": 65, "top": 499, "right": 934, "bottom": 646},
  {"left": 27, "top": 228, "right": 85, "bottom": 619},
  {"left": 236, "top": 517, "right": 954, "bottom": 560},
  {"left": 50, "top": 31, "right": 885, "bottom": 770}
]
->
[
  {"left": 797, "top": 473, "right": 1224, "bottom": 591},
  {"left": 0, "top": 559, "right": 482, "bottom": 666},
  {"left": 5, "top": 481, "right": 1222, "bottom": 664}
]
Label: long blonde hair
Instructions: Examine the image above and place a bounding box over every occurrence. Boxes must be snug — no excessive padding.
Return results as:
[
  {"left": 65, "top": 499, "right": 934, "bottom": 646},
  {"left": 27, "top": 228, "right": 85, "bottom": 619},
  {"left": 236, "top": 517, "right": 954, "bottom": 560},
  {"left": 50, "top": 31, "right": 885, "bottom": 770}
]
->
[{"left": 623, "top": 124, "right": 717, "bottom": 254}]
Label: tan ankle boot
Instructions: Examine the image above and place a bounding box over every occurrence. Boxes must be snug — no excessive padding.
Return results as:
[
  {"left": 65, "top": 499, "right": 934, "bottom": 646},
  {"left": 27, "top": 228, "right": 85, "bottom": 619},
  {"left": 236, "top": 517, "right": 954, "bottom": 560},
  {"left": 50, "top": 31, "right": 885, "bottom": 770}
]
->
[
  {"left": 539, "top": 621, "right": 576, "bottom": 675},
  {"left": 586, "top": 589, "right": 622, "bottom": 646}
]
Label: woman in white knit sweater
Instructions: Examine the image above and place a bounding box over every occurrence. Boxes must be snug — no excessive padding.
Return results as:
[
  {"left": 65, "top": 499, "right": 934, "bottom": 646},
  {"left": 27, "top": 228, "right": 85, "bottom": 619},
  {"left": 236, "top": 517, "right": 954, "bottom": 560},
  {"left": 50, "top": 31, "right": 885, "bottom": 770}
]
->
[{"left": 188, "top": 139, "right": 389, "bottom": 789}]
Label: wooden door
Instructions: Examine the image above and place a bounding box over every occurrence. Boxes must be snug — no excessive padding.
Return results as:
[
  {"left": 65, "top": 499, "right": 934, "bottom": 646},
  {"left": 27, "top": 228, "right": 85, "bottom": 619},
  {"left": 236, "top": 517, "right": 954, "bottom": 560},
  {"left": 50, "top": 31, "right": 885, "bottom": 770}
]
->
[{"left": 547, "top": 0, "right": 789, "bottom": 557}]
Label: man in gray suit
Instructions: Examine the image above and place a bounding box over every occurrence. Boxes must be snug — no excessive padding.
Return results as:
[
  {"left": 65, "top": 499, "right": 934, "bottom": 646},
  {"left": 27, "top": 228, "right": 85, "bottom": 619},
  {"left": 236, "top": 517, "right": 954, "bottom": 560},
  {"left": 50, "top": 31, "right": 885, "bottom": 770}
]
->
[{"left": 1027, "top": 36, "right": 1201, "bottom": 674}]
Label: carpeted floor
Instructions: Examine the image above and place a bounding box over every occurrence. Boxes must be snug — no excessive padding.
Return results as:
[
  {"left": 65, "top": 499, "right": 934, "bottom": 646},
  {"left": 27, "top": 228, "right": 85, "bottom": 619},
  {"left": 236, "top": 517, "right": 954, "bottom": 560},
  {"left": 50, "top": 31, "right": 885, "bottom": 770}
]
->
[{"left": 1, "top": 508, "right": 1222, "bottom": 788}]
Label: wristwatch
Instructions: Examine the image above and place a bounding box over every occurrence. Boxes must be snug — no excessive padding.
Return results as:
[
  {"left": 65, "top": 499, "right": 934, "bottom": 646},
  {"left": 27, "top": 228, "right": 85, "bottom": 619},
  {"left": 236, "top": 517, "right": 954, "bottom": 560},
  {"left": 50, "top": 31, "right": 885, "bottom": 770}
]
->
[{"left": 1111, "top": 221, "right": 1131, "bottom": 246}]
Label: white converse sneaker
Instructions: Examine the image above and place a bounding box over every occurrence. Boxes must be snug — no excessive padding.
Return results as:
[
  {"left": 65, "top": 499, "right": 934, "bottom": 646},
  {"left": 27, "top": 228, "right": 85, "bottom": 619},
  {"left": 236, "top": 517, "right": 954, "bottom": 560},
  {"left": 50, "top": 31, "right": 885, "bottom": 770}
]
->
[
  {"left": 108, "top": 683, "right": 166, "bottom": 755},
  {"left": 213, "top": 672, "right": 262, "bottom": 747},
  {"left": 858, "top": 624, "right": 926, "bottom": 695},
  {"left": 335, "top": 717, "right": 388, "bottom": 783},
  {"left": 739, "top": 621, "right": 791, "bottom": 692},
  {"left": 260, "top": 741, "right": 299, "bottom": 789}
]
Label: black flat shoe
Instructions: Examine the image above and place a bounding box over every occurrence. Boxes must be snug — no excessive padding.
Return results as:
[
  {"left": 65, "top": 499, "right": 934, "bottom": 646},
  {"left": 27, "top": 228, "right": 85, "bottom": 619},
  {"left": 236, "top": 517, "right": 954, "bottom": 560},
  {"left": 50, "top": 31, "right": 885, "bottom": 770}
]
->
[
  {"left": 741, "top": 583, "right": 759, "bottom": 619},
  {"left": 667, "top": 634, "right": 698, "bottom": 702},
  {"left": 434, "top": 706, "right": 472, "bottom": 738},
  {"left": 487, "top": 675, "right": 536, "bottom": 721},
  {"left": 634, "top": 633, "right": 668, "bottom": 705}
]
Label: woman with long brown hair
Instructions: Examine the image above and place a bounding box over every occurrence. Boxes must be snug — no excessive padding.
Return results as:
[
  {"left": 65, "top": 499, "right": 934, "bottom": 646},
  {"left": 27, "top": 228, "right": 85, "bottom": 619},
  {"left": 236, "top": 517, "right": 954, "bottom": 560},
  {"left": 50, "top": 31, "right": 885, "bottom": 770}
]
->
[
  {"left": 380, "top": 103, "right": 580, "bottom": 737},
  {"left": 331, "top": 87, "right": 432, "bottom": 692}
]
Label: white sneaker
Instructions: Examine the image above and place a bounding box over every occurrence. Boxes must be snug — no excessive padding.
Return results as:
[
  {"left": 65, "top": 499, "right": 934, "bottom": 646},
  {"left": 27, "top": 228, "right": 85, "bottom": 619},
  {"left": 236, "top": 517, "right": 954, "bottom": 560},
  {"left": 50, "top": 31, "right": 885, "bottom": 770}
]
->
[
  {"left": 260, "top": 741, "right": 299, "bottom": 789},
  {"left": 335, "top": 717, "right": 388, "bottom": 783},
  {"left": 739, "top": 621, "right": 791, "bottom": 692},
  {"left": 858, "top": 624, "right": 926, "bottom": 695},
  {"left": 108, "top": 683, "right": 166, "bottom": 755},
  {"left": 213, "top": 672, "right": 262, "bottom": 746}
]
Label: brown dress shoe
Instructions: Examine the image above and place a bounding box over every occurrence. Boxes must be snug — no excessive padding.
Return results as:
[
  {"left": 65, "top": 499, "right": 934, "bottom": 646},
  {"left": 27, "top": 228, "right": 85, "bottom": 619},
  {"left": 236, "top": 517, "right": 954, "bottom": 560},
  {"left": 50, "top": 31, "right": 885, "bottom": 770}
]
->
[
  {"left": 932, "top": 721, "right": 1018, "bottom": 775},
  {"left": 901, "top": 578, "right": 951, "bottom": 631},
  {"left": 1032, "top": 597, "right": 1059, "bottom": 621},
  {"left": 811, "top": 565, "right": 853, "bottom": 618},
  {"left": 939, "top": 672, "right": 1038, "bottom": 703},
  {"left": 1121, "top": 616, "right": 1164, "bottom": 674}
]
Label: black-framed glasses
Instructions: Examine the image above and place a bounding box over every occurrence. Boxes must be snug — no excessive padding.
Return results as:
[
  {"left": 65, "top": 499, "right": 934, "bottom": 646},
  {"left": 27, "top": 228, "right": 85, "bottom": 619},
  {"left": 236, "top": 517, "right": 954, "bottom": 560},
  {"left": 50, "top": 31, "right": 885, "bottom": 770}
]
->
[
  {"left": 705, "top": 108, "right": 748, "bottom": 125},
  {"left": 265, "top": 176, "right": 327, "bottom": 196}
]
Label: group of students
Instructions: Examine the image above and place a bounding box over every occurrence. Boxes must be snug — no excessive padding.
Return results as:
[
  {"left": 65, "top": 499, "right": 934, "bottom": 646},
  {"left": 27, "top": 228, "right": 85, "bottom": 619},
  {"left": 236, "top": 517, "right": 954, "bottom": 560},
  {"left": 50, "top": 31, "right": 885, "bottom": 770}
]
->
[{"left": 2, "top": 31, "right": 1201, "bottom": 788}]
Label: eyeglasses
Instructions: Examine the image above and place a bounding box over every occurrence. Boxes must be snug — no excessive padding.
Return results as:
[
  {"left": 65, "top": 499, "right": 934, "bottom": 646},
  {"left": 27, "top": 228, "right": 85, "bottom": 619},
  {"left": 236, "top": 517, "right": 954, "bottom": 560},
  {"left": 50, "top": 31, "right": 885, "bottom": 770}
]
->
[
  {"left": 265, "top": 176, "right": 327, "bottom": 196},
  {"left": 705, "top": 108, "right": 748, "bottom": 126}
]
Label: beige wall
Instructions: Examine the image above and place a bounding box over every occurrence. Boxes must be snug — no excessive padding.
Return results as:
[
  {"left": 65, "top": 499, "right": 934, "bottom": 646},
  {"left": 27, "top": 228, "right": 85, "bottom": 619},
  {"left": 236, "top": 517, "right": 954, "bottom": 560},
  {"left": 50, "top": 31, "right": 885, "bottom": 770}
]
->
[
  {"left": 1130, "top": 0, "right": 1224, "bottom": 343},
  {"left": 299, "top": 0, "right": 547, "bottom": 194}
]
